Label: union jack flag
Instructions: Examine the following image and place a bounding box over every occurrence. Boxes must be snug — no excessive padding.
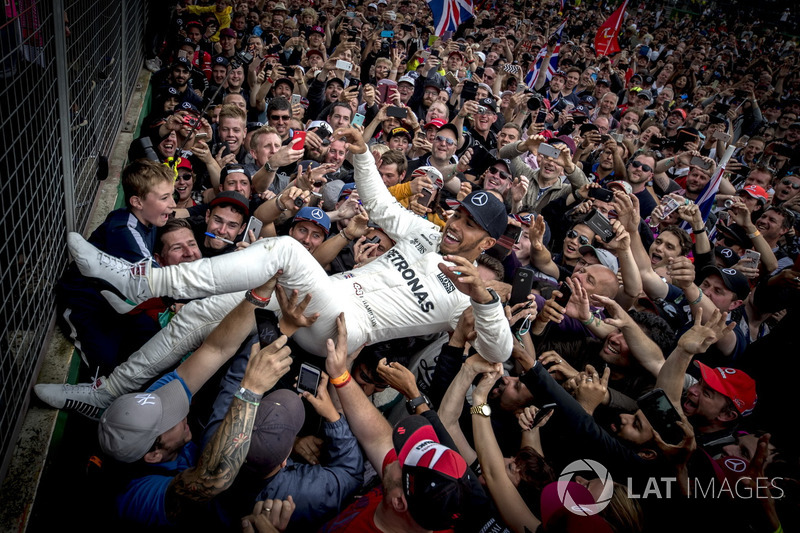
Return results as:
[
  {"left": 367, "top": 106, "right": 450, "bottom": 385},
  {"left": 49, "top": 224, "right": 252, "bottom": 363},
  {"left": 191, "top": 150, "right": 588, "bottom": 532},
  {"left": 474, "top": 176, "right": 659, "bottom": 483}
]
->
[
  {"left": 679, "top": 160, "right": 726, "bottom": 235},
  {"left": 524, "top": 20, "right": 566, "bottom": 89},
  {"left": 426, "top": 0, "right": 474, "bottom": 37}
]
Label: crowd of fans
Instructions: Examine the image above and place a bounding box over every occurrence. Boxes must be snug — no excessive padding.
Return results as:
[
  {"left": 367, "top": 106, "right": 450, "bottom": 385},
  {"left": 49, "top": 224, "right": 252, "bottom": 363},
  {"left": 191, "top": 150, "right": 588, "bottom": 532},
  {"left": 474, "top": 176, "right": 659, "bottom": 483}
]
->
[{"left": 32, "top": 0, "right": 800, "bottom": 531}]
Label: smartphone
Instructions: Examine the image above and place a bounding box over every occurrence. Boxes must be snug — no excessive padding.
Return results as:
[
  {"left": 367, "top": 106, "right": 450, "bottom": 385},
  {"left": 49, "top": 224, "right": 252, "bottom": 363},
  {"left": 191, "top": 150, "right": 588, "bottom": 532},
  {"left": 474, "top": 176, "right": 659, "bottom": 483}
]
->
[
  {"left": 335, "top": 59, "right": 353, "bottom": 72},
  {"left": 583, "top": 209, "right": 615, "bottom": 243},
  {"left": 489, "top": 224, "right": 523, "bottom": 259},
  {"left": 255, "top": 308, "right": 281, "bottom": 348},
  {"left": 637, "top": 388, "right": 684, "bottom": 445},
  {"left": 292, "top": 130, "right": 307, "bottom": 150},
  {"left": 588, "top": 187, "right": 614, "bottom": 203},
  {"left": 538, "top": 143, "right": 561, "bottom": 160},
  {"left": 352, "top": 113, "right": 365, "bottom": 127},
  {"left": 418, "top": 187, "right": 435, "bottom": 206},
  {"left": 474, "top": 66, "right": 485, "bottom": 78},
  {"left": 535, "top": 108, "right": 548, "bottom": 124},
  {"left": 509, "top": 268, "right": 535, "bottom": 306},
  {"left": 297, "top": 363, "right": 322, "bottom": 396},
  {"left": 742, "top": 249, "right": 761, "bottom": 269},
  {"left": 214, "top": 142, "right": 233, "bottom": 157},
  {"left": 579, "top": 123, "right": 599, "bottom": 135},
  {"left": 380, "top": 30, "right": 395, "bottom": 38},
  {"left": 553, "top": 281, "right": 573, "bottom": 307},
  {"left": 690, "top": 156, "right": 712, "bottom": 170},
  {"left": 346, "top": 11, "right": 356, "bottom": 17},
  {"left": 177, "top": 50, "right": 189, "bottom": 59},
  {"left": 377, "top": 79, "right": 397, "bottom": 103},
  {"left": 713, "top": 131, "right": 732, "bottom": 143},
  {"left": 244, "top": 216, "right": 263, "bottom": 243},
  {"left": 660, "top": 196, "right": 682, "bottom": 219},
  {"left": 532, "top": 403, "right": 556, "bottom": 427},
  {"left": 610, "top": 132, "right": 625, "bottom": 143},
  {"left": 292, "top": 30, "right": 300, "bottom": 37},
  {"left": 400, "top": 23, "right": 413, "bottom": 32},
  {"left": 491, "top": 37, "right": 500, "bottom": 44},
  {"left": 195, "top": 132, "right": 208, "bottom": 140},
  {"left": 445, "top": 72, "right": 460, "bottom": 87},
  {"left": 291, "top": 93, "right": 302, "bottom": 107},
  {"left": 387, "top": 106, "right": 408, "bottom": 119},
  {"left": 461, "top": 80, "right": 478, "bottom": 102},
  {"left": 349, "top": 78, "right": 361, "bottom": 91}
]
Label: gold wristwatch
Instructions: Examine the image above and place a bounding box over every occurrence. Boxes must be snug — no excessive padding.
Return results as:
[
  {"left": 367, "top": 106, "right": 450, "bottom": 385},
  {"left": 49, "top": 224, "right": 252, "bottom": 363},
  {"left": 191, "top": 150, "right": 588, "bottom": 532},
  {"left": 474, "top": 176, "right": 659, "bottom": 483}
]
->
[{"left": 470, "top": 403, "right": 491, "bottom": 417}]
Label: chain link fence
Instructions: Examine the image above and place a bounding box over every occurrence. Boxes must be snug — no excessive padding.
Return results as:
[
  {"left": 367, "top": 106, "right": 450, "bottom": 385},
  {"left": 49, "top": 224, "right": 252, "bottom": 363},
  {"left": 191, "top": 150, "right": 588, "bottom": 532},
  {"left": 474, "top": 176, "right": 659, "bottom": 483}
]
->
[{"left": 0, "top": 0, "right": 146, "bottom": 482}]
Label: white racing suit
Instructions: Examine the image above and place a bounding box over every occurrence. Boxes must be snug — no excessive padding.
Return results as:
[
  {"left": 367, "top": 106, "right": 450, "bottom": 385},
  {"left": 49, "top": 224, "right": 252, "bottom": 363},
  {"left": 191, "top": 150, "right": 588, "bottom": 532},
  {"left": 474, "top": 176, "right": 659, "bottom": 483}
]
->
[{"left": 105, "top": 151, "right": 512, "bottom": 395}]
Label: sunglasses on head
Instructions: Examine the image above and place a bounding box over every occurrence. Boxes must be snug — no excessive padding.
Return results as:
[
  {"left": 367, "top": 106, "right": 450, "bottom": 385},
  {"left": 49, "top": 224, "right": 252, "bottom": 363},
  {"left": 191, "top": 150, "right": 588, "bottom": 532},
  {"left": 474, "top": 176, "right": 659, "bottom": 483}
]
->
[
  {"left": 781, "top": 178, "right": 800, "bottom": 189},
  {"left": 567, "top": 229, "right": 590, "bottom": 246},
  {"left": 487, "top": 166, "right": 511, "bottom": 180},
  {"left": 630, "top": 160, "right": 653, "bottom": 173},
  {"left": 435, "top": 134, "right": 457, "bottom": 146}
]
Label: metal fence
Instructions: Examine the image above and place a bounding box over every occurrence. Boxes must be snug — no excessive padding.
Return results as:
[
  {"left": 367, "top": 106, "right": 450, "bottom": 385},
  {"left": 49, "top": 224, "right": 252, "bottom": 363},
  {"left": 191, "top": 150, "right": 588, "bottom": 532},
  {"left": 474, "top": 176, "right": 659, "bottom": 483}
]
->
[{"left": 0, "top": 0, "right": 146, "bottom": 482}]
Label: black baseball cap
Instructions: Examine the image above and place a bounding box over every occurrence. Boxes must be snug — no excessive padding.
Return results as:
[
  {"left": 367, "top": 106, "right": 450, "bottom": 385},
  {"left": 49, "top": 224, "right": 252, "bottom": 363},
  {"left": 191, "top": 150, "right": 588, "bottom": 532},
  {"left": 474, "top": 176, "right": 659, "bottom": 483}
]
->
[
  {"left": 457, "top": 191, "right": 508, "bottom": 239},
  {"left": 700, "top": 266, "right": 750, "bottom": 300},
  {"left": 210, "top": 190, "right": 250, "bottom": 217}
]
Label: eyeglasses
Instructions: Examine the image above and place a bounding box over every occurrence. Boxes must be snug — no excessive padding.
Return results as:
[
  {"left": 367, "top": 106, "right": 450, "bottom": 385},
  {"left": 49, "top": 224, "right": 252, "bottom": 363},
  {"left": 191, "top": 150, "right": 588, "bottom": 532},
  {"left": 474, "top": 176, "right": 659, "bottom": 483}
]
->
[
  {"left": 781, "top": 179, "right": 800, "bottom": 189},
  {"left": 624, "top": 128, "right": 639, "bottom": 134},
  {"left": 566, "top": 230, "right": 590, "bottom": 246},
  {"left": 435, "top": 134, "right": 457, "bottom": 146},
  {"left": 629, "top": 160, "right": 653, "bottom": 172},
  {"left": 269, "top": 115, "right": 291, "bottom": 122},
  {"left": 487, "top": 166, "right": 511, "bottom": 180},
  {"left": 177, "top": 173, "right": 193, "bottom": 181}
]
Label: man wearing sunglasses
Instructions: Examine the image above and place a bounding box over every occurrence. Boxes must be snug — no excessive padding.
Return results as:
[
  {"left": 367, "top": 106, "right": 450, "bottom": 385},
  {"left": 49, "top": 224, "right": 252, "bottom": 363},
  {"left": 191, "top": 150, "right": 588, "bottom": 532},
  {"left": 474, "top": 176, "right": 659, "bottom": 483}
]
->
[
  {"left": 623, "top": 151, "right": 658, "bottom": 217},
  {"left": 771, "top": 173, "right": 800, "bottom": 206},
  {"left": 405, "top": 122, "right": 461, "bottom": 189},
  {"left": 480, "top": 158, "right": 514, "bottom": 196}
]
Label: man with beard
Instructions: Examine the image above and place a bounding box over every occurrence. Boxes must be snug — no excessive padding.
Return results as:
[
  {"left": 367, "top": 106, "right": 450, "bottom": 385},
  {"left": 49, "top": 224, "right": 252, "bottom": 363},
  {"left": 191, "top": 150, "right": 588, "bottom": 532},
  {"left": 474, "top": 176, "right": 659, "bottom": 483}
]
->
[
  {"left": 622, "top": 151, "right": 658, "bottom": 218},
  {"left": 154, "top": 57, "right": 203, "bottom": 109}
]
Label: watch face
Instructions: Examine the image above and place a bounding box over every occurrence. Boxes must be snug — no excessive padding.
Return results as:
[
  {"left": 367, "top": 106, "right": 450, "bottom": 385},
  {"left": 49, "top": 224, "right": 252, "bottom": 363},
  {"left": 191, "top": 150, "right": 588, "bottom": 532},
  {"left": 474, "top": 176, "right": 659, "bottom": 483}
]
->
[{"left": 481, "top": 404, "right": 491, "bottom": 416}]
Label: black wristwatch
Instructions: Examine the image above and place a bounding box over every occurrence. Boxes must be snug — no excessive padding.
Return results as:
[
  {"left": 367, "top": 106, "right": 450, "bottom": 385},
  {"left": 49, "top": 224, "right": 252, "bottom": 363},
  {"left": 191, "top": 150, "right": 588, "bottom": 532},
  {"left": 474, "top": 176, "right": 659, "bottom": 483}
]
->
[
  {"left": 406, "top": 393, "right": 432, "bottom": 414},
  {"left": 264, "top": 160, "right": 275, "bottom": 173}
]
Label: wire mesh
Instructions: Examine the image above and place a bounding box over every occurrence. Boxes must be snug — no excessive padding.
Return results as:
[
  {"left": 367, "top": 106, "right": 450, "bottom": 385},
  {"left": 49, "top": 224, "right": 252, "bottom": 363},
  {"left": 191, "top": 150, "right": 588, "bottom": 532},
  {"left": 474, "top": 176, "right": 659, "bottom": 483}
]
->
[{"left": 0, "top": 0, "right": 146, "bottom": 483}]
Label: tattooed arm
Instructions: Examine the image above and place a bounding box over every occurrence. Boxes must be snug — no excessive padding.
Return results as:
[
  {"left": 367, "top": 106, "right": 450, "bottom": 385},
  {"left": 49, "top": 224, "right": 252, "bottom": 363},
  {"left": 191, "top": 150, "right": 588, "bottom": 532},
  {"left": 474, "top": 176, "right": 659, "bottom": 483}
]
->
[{"left": 165, "top": 335, "right": 293, "bottom": 520}]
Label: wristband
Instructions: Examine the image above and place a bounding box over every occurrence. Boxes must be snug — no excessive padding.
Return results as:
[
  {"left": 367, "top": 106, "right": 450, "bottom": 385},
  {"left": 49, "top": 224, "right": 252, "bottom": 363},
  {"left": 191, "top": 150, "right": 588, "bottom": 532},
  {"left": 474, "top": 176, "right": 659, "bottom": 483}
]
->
[
  {"left": 340, "top": 228, "right": 355, "bottom": 241},
  {"left": 747, "top": 229, "right": 761, "bottom": 239},
  {"left": 245, "top": 289, "right": 270, "bottom": 308},
  {"left": 693, "top": 226, "right": 707, "bottom": 234},
  {"left": 235, "top": 387, "right": 261, "bottom": 406},
  {"left": 275, "top": 193, "right": 288, "bottom": 212},
  {"left": 581, "top": 315, "right": 595, "bottom": 326},
  {"left": 330, "top": 370, "right": 351, "bottom": 388},
  {"left": 688, "top": 291, "right": 703, "bottom": 306}
]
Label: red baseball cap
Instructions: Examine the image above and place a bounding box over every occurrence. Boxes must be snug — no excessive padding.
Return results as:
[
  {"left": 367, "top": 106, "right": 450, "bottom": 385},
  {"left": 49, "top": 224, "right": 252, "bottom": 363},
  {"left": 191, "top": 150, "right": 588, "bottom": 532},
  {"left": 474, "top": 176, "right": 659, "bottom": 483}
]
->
[
  {"left": 425, "top": 118, "right": 448, "bottom": 129},
  {"left": 694, "top": 361, "right": 757, "bottom": 415},
  {"left": 176, "top": 157, "right": 193, "bottom": 171},
  {"left": 738, "top": 184, "right": 769, "bottom": 203},
  {"left": 670, "top": 108, "right": 688, "bottom": 119}
]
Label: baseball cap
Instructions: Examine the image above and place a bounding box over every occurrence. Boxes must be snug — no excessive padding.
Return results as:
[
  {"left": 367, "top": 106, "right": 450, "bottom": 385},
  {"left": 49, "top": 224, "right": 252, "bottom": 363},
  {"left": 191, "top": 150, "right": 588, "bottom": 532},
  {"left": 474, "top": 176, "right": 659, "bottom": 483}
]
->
[
  {"left": 694, "top": 361, "right": 757, "bottom": 415},
  {"left": 436, "top": 122, "right": 460, "bottom": 139},
  {"left": 307, "top": 120, "right": 333, "bottom": 137},
  {"left": 320, "top": 179, "right": 345, "bottom": 209},
  {"left": 474, "top": 51, "right": 486, "bottom": 62},
  {"left": 714, "top": 246, "right": 739, "bottom": 268},
  {"left": 213, "top": 56, "right": 230, "bottom": 68},
  {"left": 388, "top": 127, "right": 413, "bottom": 141},
  {"left": 738, "top": 184, "right": 769, "bottom": 204},
  {"left": 398, "top": 75, "right": 416, "bottom": 86},
  {"left": 477, "top": 97, "right": 497, "bottom": 112},
  {"left": 637, "top": 90, "right": 653, "bottom": 102},
  {"left": 555, "top": 135, "right": 576, "bottom": 156},
  {"left": 581, "top": 95, "right": 597, "bottom": 108},
  {"left": 219, "top": 28, "right": 237, "bottom": 39},
  {"left": 175, "top": 157, "right": 193, "bottom": 172},
  {"left": 607, "top": 180, "right": 633, "bottom": 194},
  {"left": 293, "top": 206, "right": 331, "bottom": 234},
  {"left": 596, "top": 78, "right": 610, "bottom": 86},
  {"left": 210, "top": 190, "right": 250, "bottom": 217},
  {"left": 244, "top": 389, "right": 305, "bottom": 474},
  {"left": 410, "top": 166, "right": 445, "bottom": 189},
  {"left": 306, "top": 49, "right": 324, "bottom": 60},
  {"left": 715, "top": 222, "right": 751, "bottom": 249},
  {"left": 98, "top": 379, "right": 190, "bottom": 463},
  {"left": 220, "top": 164, "right": 251, "bottom": 183},
  {"left": 643, "top": 75, "right": 655, "bottom": 85},
  {"left": 325, "top": 77, "right": 345, "bottom": 88},
  {"left": 393, "top": 415, "right": 480, "bottom": 530},
  {"left": 308, "top": 25, "right": 325, "bottom": 36},
  {"left": 274, "top": 77, "right": 294, "bottom": 89},
  {"left": 487, "top": 155, "right": 512, "bottom": 174},
  {"left": 172, "top": 56, "right": 192, "bottom": 70},
  {"left": 579, "top": 245, "right": 619, "bottom": 274},
  {"left": 699, "top": 265, "right": 750, "bottom": 300},
  {"left": 671, "top": 108, "right": 688, "bottom": 119},
  {"left": 458, "top": 191, "right": 508, "bottom": 239},
  {"left": 425, "top": 118, "right": 448, "bottom": 130},
  {"left": 178, "top": 101, "right": 200, "bottom": 114}
]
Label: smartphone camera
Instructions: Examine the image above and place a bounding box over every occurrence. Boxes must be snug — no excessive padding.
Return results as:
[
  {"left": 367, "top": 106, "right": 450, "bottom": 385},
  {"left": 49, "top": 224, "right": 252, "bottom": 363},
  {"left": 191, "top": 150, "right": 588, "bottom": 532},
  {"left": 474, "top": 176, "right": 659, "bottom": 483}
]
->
[{"left": 294, "top": 197, "right": 305, "bottom": 208}]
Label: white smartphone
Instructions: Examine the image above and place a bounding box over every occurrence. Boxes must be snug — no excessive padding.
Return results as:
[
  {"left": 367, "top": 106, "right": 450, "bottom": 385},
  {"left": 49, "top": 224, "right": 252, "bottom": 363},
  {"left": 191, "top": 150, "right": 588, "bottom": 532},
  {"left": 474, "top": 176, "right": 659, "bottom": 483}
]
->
[
  {"left": 297, "top": 363, "right": 322, "bottom": 396},
  {"left": 244, "top": 216, "right": 263, "bottom": 244},
  {"left": 335, "top": 59, "right": 353, "bottom": 72},
  {"left": 538, "top": 143, "right": 561, "bottom": 159},
  {"left": 742, "top": 249, "right": 761, "bottom": 269},
  {"left": 713, "top": 131, "right": 732, "bottom": 143},
  {"left": 291, "top": 93, "right": 302, "bottom": 106}
]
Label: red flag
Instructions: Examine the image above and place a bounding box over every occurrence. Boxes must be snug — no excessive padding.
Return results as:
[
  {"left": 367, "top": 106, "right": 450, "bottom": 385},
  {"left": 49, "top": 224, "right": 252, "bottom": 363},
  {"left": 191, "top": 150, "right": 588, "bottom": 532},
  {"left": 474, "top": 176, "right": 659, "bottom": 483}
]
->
[{"left": 594, "top": 0, "right": 629, "bottom": 57}]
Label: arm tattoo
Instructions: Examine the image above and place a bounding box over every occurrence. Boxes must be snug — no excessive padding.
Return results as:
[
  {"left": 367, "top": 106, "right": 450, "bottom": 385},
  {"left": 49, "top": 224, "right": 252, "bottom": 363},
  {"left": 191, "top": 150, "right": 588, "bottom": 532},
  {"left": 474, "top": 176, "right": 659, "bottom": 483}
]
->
[{"left": 166, "top": 398, "right": 257, "bottom": 521}]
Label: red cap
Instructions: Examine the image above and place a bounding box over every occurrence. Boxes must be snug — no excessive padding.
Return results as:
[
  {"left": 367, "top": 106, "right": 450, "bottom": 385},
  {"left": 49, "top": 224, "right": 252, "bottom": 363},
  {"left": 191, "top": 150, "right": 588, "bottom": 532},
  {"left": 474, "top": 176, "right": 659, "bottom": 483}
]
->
[
  {"left": 694, "top": 362, "right": 757, "bottom": 415},
  {"left": 671, "top": 108, "right": 688, "bottom": 119},
  {"left": 425, "top": 118, "right": 447, "bottom": 129},
  {"left": 738, "top": 184, "right": 769, "bottom": 203},
  {"left": 176, "top": 157, "right": 193, "bottom": 171}
]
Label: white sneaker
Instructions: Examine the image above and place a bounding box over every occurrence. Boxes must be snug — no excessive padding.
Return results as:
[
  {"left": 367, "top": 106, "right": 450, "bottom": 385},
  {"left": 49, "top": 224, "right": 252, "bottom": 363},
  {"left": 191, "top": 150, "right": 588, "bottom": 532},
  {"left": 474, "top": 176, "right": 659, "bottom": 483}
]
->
[
  {"left": 34, "top": 377, "right": 115, "bottom": 420},
  {"left": 67, "top": 233, "right": 154, "bottom": 308},
  {"left": 145, "top": 57, "right": 162, "bottom": 73}
]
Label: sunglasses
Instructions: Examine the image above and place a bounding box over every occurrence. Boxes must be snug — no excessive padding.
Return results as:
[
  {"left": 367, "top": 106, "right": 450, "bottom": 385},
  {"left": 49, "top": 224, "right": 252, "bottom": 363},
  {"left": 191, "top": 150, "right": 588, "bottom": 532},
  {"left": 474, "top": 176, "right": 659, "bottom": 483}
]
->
[
  {"left": 435, "top": 134, "right": 457, "bottom": 146},
  {"left": 630, "top": 160, "right": 653, "bottom": 173},
  {"left": 624, "top": 128, "right": 639, "bottom": 134},
  {"left": 487, "top": 166, "right": 511, "bottom": 180},
  {"left": 781, "top": 179, "right": 800, "bottom": 189},
  {"left": 270, "top": 115, "right": 291, "bottom": 122},
  {"left": 176, "top": 173, "right": 193, "bottom": 181},
  {"left": 566, "top": 229, "right": 590, "bottom": 246}
]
